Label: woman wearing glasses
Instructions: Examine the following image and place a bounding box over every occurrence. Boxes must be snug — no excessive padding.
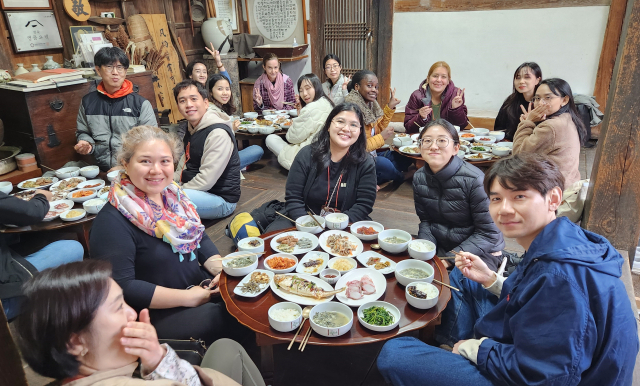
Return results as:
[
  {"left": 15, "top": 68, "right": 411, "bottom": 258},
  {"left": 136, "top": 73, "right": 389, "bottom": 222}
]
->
[
  {"left": 321, "top": 54, "right": 351, "bottom": 104},
  {"left": 513, "top": 78, "right": 586, "bottom": 187},
  {"left": 90, "top": 125, "right": 246, "bottom": 346},
  {"left": 414, "top": 119, "right": 504, "bottom": 271},
  {"left": 283, "top": 103, "right": 376, "bottom": 224}
]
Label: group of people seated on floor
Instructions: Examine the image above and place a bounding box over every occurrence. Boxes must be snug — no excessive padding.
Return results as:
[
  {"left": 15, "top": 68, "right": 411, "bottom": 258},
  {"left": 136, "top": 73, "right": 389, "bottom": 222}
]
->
[{"left": 1, "top": 44, "right": 637, "bottom": 386}]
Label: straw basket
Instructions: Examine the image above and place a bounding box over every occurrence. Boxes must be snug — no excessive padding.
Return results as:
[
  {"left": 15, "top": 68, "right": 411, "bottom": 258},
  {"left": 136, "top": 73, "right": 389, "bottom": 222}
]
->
[{"left": 127, "top": 15, "right": 155, "bottom": 56}]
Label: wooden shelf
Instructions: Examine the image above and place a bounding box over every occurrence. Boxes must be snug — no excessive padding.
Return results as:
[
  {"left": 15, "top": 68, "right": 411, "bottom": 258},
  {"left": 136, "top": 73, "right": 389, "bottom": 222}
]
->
[{"left": 237, "top": 55, "right": 308, "bottom": 62}]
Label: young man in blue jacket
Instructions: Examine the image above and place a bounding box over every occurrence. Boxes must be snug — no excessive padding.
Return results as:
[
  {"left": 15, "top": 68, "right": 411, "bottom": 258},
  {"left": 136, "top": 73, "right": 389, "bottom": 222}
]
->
[{"left": 378, "top": 153, "right": 638, "bottom": 386}]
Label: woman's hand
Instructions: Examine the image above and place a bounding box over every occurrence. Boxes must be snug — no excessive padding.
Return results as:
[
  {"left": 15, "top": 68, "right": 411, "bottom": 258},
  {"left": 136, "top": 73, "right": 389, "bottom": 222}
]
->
[
  {"left": 121, "top": 309, "right": 166, "bottom": 372},
  {"left": 451, "top": 88, "right": 465, "bottom": 109},
  {"left": 74, "top": 140, "right": 93, "bottom": 155},
  {"left": 253, "top": 87, "right": 263, "bottom": 106},
  {"left": 455, "top": 251, "right": 496, "bottom": 287},
  {"left": 186, "top": 285, "right": 215, "bottom": 306},
  {"left": 418, "top": 105, "right": 432, "bottom": 120},
  {"left": 452, "top": 339, "right": 468, "bottom": 355},
  {"left": 233, "top": 119, "right": 241, "bottom": 131},
  {"left": 388, "top": 88, "right": 401, "bottom": 109},
  {"left": 35, "top": 189, "right": 53, "bottom": 201},
  {"left": 520, "top": 102, "right": 547, "bottom": 122},
  {"left": 295, "top": 94, "right": 302, "bottom": 115},
  {"left": 205, "top": 43, "right": 224, "bottom": 69},
  {"left": 342, "top": 75, "right": 351, "bottom": 90},
  {"left": 381, "top": 125, "right": 395, "bottom": 140}
]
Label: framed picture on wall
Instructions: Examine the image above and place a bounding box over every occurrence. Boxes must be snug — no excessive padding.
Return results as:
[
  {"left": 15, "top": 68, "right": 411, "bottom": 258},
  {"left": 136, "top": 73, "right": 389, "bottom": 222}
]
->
[
  {"left": 0, "top": 0, "right": 52, "bottom": 10},
  {"left": 244, "top": 0, "right": 307, "bottom": 44},
  {"left": 214, "top": 0, "right": 241, "bottom": 33},
  {"left": 4, "top": 11, "right": 63, "bottom": 53}
]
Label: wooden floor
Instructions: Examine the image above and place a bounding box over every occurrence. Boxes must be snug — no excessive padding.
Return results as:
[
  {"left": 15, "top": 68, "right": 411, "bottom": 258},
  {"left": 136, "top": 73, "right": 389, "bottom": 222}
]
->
[{"left": 19, "top": 141, "right": 599, "bottom": 386}]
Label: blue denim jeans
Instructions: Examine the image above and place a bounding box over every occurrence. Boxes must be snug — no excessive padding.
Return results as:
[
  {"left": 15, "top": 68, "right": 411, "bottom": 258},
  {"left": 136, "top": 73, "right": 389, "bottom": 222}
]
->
[
  {"left": 2, "top": 240, "right": 84, "bottom": 320},
  {"left": 184, "top": 189, "right": 237, "bottom": 220},
  {"left": 377, "top": 337, "right": 495, "bottom": 386},
  {"left": 238, "top": 145, "right": 264, "bottom": 170},
  {"left": 375, "top": 150, "right": 414, "bottom": 184},
  {"left": 434, "top": 268, "right": 500, "bottom": 347}
]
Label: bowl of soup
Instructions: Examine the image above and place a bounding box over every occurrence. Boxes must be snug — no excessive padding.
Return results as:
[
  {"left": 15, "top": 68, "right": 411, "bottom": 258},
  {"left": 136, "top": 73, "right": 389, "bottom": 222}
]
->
[
  {"left": 378, "top": 229, "right": 411, "bottom": 254},
  {"left": 309, "top": 302, "right": 353, "bottom": 337},
  {"left": 395, "top": 259, "right": 434, "bottom": 286},
  {"left": 237, "top": 237, "right": 265, "bottom": 257}
]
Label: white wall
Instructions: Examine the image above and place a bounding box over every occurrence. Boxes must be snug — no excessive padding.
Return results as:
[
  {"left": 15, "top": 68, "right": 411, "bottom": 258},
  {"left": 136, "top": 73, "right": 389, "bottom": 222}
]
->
[{"left": 391, "top": 7, "right": 609, "bottom": 117}]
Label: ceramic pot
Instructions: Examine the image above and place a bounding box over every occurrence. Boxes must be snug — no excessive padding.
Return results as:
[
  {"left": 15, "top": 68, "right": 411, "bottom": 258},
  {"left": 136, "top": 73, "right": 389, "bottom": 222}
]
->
[
  {"left": 201, "top": 18, "right": 232, "bottom": 55},
  {"left": 14, "top": 63, "right": 29, "bottom": 76},
  {"left": 30, "top": 64, "right": 41, "bottom": 72},
  {"left": 43, "top": 56, "right": 60, "bottom": 70}
]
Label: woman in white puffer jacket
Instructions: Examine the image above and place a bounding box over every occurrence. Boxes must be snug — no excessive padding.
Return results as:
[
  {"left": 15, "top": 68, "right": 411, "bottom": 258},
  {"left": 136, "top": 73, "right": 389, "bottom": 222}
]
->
[{"left": 266, "top": 73, "right": 334, "bottom": 170}]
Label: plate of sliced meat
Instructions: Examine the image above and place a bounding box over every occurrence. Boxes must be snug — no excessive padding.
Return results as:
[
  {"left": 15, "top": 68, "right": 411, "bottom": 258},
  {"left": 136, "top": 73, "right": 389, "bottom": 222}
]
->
[{"left": 334, "top": 268, "right": 387, "bottom": 307}]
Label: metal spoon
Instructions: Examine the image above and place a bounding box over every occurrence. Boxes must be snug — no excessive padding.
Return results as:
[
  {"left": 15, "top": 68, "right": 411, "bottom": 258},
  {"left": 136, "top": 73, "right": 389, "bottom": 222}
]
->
[
  {"left": 287, "top": 306, "right": 312, "bottom": 350},
  {"left": 370, "top": 244, "right": 381, "bottom": 250}
]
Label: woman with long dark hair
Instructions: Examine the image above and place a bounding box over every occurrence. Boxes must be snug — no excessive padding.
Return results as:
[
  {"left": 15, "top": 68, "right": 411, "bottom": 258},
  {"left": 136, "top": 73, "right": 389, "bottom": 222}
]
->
[
  {"left": 284, "top": 103, "right": 376, "bottom": 222},
  {"left": 494, "top": 62, "right": 542, "bottom": 140},
  {"left": 513, "top": 78, "right": 586, "bottom": 187},
  {"left": 265, "top": 73, "right": 334, "bottom": 170},
  {"left": 252, "top": 53, "right": 295, "bottom": 113},
  {"left": 321, "top": 54, "right": 351, "bottom": 104}
]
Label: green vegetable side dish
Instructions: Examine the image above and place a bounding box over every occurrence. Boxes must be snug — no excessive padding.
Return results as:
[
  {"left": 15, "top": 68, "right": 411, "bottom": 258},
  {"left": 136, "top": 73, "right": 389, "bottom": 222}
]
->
[
  {"left": 362, "top": 306, "right": 394, "bottom": 326},
  {"left": 471, "top": 146, "right": 487, "bottom": 151}
]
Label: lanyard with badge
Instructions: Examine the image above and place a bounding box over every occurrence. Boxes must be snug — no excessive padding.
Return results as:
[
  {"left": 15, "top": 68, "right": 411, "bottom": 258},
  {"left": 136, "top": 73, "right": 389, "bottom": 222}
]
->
[{"left": 320, "top": 167, "right": 345, "bottom": 217}]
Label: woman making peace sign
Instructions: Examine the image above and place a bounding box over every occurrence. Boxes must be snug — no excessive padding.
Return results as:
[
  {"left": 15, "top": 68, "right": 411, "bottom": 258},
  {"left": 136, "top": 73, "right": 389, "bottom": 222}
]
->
[{"left": 404, "top": 61, "right": 468, "bottom": 133}]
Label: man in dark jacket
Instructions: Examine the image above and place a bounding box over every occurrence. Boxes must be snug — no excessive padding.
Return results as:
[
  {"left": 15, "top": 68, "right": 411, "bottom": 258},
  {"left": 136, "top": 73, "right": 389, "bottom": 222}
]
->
[
  {"left": 75, "top": 47, "right": 157, "bottom": 172},
  {"left": 378, "top": 153, "right": 638, "bottom": 386},
  {"left": 1, "top": 191, "right": 83, "bottom": 320}
]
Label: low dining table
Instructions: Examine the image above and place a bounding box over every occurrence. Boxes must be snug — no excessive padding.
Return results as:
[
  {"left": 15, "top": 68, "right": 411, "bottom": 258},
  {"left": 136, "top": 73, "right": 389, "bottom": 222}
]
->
[
  {"left": 220, "top": 227, "right": 452, "bottom": 381},
  {"left": 390, "top": 145, "right": 502, "bottom": 169}
]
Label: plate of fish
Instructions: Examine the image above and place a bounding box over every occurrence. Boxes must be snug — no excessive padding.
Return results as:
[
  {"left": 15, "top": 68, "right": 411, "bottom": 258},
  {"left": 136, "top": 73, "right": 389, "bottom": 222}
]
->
[
  {"left": 49, "top": 177, "right": 86, "bottom": 192},
  {"left": 296, "top": 251, "right": 329, "bottom": 275},
  {"left": 233, "top": 269, "right": 274, "bottom": 298},
  {"left": 465, "top": 153, "right": 492, "bottom": 161},
  {"left": 11, "top": 189, "right": 37, "bottom": 201},
  {"left": 334, "top": 268, "right": 387, "bottom": 307},
  {"left": 270, "top": 231, "right": 319, "bottom": 255},
  {"left": 43, "top": 199, "right": 75, "bottom": 222},
  {"left": 356, "top": 251, "right": 396, "bottom": 275},
  {"left": 399, "top": 145, "right": 421, "bottom": 155},
  {"left": 318, "top": 230, "right": 364, "bottom": 258},
  {"left": 17, "top": 176, "right": 58, "bottom": 190},
  {"left": 271, "top": 273, "right": 345, "bottom": 306}
]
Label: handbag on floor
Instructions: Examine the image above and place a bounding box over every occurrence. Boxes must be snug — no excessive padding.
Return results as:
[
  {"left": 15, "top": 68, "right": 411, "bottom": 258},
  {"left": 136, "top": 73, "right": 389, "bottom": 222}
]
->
[
  {"left": 158, "top": 338, "right": 207, "bottom": 366},
  {"left": 225, "top": 200, "right": 286, "bottom": 246}
]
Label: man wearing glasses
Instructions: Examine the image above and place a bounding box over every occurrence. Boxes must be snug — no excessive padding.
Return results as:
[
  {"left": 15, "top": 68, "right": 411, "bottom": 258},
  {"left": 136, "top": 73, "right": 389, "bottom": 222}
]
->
[{"left": 75, "top": 47, "right": 157, "bottom": 172}]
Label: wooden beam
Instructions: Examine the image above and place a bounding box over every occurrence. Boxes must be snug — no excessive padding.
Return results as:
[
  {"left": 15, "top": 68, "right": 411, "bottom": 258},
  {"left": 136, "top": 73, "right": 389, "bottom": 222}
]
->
[
  {"left": 0, "top": 301, "right": 28, "bottom": 386},
  {"left": 592, "top": 0, "right": 629, "bottom": 138},
  {"left": 308, "top": 0, "right": 324, "bottom": 78},
  {"left": 394, "top": 0, "right": 610, "bottom": 12},
  {"left": 376, "top": 0, "right": 394, "bottom": 108},
  {"left": 582, "top": 0, "right": 640, "bottom": 253}
]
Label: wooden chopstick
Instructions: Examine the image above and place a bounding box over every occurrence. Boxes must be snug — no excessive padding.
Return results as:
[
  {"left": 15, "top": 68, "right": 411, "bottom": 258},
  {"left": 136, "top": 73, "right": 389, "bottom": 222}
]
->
[
  {"left": 414, "top": 121, "right": 421, "bottom": 128},
  {"left": 300, "top": 325, "right": 313, "bottom": 351},
  {"left": 287, "top": 319, "right": 306, "bottom": 350},
  {"left": 433, "top": 278, "right": 460, "bottom": 292},
  {"left": 306, "top": 210, "right": 323, "bottom": 228},
  {"left": 282, "top": 101, "right": 296, "bottom": 106},
  {"left": 275, "top": 211, "right": 306, "bottom": 227},
  {"left": 209, "top": 252, "right": 261, "bottom": 262},
  {"left": 467, "top": 120, "right": 476, "bottom": 129}
]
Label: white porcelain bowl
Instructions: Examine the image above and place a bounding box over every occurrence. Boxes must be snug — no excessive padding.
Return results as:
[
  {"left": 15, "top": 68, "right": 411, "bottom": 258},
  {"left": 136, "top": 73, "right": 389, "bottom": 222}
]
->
[
  {"left": 357, "top": 301, "right": 401, "bottom": 332},
  {"left": 79, "top": 165, "right": 100, "bottom": 178},
  {"left": 288, "top": 109, "right": 298, "bottom": 117},
  {"left": 237, "top": 237, "right": 265, "bottom": 257},
  {"left": 264, "top": 253, "right": 299, "bottom": 274},
  {"left": 83, "top": 198, "right": 106, "bottom": 214},
  {"left": 406, "top": 281, "right": 439, "bottom": 309},
  {"left": 68, "top": 188, "right": 97, "bottom": 203},
  {"left": 459, "top": 133, "right": 476, "bottom": 142},
  {"left": 394, "top": 259, "right": 434, "bottom": 286},
  {"left": 107, "top": 170, "right": 122, "bottom": 182},
  {"left": 470, "top": 128, "right": 490, "bottom": 136},
  {"left": 475, "top": 136, "right": 497, "bottom": 146},
  {"left": 498, "top": 141, "right": 513, "bottom": 149},
  {"left": 325, "top": 213, "right": 349, "bottom": 230},
  {"left": 488, "top": 131, "right": 506, "bottom": 141},
  {"left": 457, "top": 150, "right": 465, "bottom": 159},
  {"left": 492, "top": 146, "right": 511, "bottom": 157},
  {"left": 296, "top": 215, "right": 325, "bottom": 234},
  {"left": 56, "top": 167, "right": 81, "bottom": 179},
  {"left": 244, "top": 112, "right": 258, "bottom": 119},
  {"left": 453, "top": 125, "right": 461, "bottom": 132},
  {"left": 319, "top": 268, "right": 341, "bottom": 285},
  {"left": 392, "top": 136, "right": 412, "bottom": 147},
  {"left": 350, "top": 221, "right": 383, "bottom": 241},
  {"left": 309, "top": 302, "right": 354, "bottom": 338},
  {"left": 247, "top": 125, "right": 260, "bottom": 134},
  {"left": 262, "top": 109, "right": 276, "bottom": 116},
  {"left": 0, "top": 181, "right": 12, "bottom": 194},
  {"left": 222, "top": 251, "right": 259, "bottom": 277},
  {"left": 408, "top": 239, "right": 436, "bottom": 260},
  {"left": 258, "top": 126, "right": 275, "bottom": 135},
  {"left": 378, "top": 229, "right": 412, "bottom": 254},
  {"left": 268, "top": 302, "right": 303, "bottom": 333},
  {"left": 60, "top": 208, "right": 87, "bottom": 222}
]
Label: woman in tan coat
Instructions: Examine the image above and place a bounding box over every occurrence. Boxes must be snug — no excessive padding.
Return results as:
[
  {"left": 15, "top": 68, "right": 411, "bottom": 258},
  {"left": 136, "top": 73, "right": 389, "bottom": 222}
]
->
[
  {"left": 513, "top": 78, "right": 586, "bottom": 187},
  {"left": 15, "top": 260, "right": 265, "bottom": 386}
]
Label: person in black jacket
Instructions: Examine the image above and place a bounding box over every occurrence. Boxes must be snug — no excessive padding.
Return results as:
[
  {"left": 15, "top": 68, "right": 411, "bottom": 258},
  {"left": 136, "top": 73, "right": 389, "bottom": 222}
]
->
[
  {"left": 1, "top": 189, "right": 83, "bottom": 320},
  {"left": 270, "top": 103, "right": 376, "bottom": 230},
  {"left": 493, "top": 62, "right": 542, "bottom": 141},
  {"left": 413, "top": 119, "right": 504, "bottom": 271}
]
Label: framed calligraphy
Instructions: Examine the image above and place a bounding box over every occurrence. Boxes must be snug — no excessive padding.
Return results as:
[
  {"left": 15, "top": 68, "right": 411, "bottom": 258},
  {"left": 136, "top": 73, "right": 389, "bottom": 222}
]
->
[
  {"left": 4, "top": 11, "right": 63, "bottom": 53},
  {"left": 0, "top": 0, "right": 52, "bottom": 10},
  {"left": 245, "top": 0, "right": 307, "bottom": 44},
  {"left": 214, "top": 0, "right": 241, "bottom": 33}
]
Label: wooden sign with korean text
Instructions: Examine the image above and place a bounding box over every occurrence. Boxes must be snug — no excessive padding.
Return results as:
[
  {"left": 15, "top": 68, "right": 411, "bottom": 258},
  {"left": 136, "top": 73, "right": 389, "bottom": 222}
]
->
[{"left": 63, "top": 0, "right": 91, "bottom": 22}]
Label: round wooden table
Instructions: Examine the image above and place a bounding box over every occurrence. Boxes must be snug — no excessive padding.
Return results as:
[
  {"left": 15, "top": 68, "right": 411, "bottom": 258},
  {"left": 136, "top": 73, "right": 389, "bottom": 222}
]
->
[
  {"left": 390, "top": 145, "right": 502, "bottom": 169},
  {"left": 220, "top": 228, "right": 452, "bottom": 347}
]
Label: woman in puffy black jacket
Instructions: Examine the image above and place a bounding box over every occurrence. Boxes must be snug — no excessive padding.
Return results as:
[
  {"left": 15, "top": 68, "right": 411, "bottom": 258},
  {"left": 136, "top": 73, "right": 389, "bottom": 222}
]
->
[{"left": 413, "top": 119, "right": 504, "bottom": 271}]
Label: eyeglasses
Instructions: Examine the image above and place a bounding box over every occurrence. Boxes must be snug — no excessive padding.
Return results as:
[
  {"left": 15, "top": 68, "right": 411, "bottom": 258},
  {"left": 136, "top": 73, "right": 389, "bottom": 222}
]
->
[
  {"left": 186, "top": 278, "right": 213, "bottom": 290},
  {"left": 532, "top": 95, "right": 561, "bottom": 103},
  {"left": 103, "top": 65, "right": 126, "bottom": 74},
  {"left": 332, "top": 118, "right": 361, "bottom": 131},
  {"left": 418, "top": 137, "right": 451, "bottom": 148},
  {"left": 325, "top": 64, "right": 341, "bottom": 70}
]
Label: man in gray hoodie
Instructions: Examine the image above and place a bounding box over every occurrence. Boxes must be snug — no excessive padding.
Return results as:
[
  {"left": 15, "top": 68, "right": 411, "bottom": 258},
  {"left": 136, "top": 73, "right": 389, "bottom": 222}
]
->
[{"left": 173, "top": 80, "right": 240, "bottom": 220}]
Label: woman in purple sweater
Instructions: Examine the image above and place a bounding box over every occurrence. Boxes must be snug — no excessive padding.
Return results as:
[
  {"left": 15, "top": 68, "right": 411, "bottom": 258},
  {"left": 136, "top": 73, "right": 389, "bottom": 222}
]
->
[{"left": 404, "top": 61, "right": 468, "bottom": 133}]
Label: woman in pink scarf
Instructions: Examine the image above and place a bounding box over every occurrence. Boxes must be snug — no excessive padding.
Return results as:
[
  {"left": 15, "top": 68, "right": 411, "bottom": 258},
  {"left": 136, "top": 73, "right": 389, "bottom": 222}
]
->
[{"left": 252, "top": 53, "right": 296, "bottom": 113}]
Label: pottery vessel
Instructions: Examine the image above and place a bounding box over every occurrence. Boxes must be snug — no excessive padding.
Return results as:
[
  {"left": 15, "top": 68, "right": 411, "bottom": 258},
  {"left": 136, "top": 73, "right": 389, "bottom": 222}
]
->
[
  {"left": 201, "top": 18, "right": 232, "bottom": 55},
  {"left": 14, "top": 63, "right": 29, "bottom": 76},
  {"left": 43, "top": 56, "right": 60, "bottom": 70},
  {"left": 30, "top": 64, "right": 41, "bottom": 72}
]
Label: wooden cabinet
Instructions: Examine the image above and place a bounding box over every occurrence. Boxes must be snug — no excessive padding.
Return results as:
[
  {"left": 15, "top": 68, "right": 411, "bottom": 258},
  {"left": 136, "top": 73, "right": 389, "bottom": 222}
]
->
[
  {"left": 239, "top": 78, "right": 256, "bottom": 114},
  {"left": 0, "top": 72, "right": 156, "bottom": 170}
]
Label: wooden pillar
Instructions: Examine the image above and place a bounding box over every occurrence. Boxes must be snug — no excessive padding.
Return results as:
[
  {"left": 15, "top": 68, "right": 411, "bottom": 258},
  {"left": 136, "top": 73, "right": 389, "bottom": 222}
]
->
[
  {"left": 582, "top": 0, "right": 640, "bottom": 256},
  {"left": 0, "top": 301, "right": 28, "bottom": 386},
  {"left": 375, "top": 0, "right": 394, "bottom": 108},
  {"left": 308, "top": 0, "right": 325, "bottom": 78}
]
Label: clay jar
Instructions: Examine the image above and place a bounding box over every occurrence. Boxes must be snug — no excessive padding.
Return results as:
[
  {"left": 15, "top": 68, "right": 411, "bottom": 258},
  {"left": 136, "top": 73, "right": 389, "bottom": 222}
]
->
[{"left": 201, "top": 18, "right": 232, "bottom": 55}]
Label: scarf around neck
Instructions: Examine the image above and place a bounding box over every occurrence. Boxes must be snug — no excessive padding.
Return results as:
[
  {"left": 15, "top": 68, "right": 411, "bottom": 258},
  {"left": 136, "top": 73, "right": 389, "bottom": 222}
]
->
[
  {"left": 109, "top": 171, "right": 205, "bottom": 261},
  {"left": 344, "top": 88, "right": 384, "bottom": 125},
  {"left": 97, "top": 79, "right": 133, "bottom": 99},
  {"left": 257, "top": 72, "right": 285, "bottom": 110}
]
